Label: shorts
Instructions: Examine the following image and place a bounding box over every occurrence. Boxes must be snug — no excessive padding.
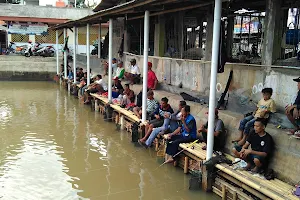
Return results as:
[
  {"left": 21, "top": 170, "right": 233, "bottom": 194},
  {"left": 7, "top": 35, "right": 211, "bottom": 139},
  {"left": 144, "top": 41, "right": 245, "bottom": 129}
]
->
[
  {"left": 234, "top": 144, "right": 265, "bottom": 164},
  {"left": 149, "top": 119, "right": 164, "bottom": 128}
]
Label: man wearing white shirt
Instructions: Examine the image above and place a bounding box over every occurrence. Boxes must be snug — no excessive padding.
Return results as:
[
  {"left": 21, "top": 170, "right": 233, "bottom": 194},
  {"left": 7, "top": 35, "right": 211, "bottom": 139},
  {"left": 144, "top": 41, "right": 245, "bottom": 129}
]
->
[
  {"left": 83, "top": 75, "right": 108, "bottom": 104},
  {"left": 125, "top": 58, "right": 141, "bottom": 84}
]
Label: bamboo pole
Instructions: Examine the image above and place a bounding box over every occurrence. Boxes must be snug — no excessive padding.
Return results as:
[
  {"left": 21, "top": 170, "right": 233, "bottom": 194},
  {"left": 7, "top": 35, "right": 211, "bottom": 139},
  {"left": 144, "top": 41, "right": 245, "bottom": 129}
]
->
[
  {"left": 217, "top": 168, "right": 279, "bottom": 200},
  {"left": 184, "top": 157, "right": 189, "bottom": 174},
  {"left": 222, "top": 185, "right": 226, "bottom": 200}
]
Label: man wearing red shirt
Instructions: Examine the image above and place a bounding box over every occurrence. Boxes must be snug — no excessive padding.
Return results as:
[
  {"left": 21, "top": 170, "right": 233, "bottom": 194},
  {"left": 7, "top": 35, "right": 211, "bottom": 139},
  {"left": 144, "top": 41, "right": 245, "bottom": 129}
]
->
[{"left": 147, "top": 62, "right": 158, "bottom": 90}]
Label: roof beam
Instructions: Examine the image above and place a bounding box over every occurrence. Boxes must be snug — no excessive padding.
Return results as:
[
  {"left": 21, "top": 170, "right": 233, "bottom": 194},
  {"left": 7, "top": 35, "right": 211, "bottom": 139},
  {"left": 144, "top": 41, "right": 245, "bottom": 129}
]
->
[{"left": 128, "top": 1, "right": 214, "bottom": 20}]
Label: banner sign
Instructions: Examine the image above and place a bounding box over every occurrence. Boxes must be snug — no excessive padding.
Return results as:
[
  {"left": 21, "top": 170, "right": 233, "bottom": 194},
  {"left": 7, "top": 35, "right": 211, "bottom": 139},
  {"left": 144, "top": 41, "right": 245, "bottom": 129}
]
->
[{"left": 8, "top": 24, "right": 48, "bottom": 35}]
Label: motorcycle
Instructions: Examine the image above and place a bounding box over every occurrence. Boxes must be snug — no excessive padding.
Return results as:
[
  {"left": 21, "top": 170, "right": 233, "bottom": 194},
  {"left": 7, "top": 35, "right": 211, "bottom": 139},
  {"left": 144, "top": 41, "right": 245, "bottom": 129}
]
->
[
  {"left": 91, "top": 41, "right": 103, "bottom": 56},
  {"left": 41, "top": 46, "right": 55, "bottom": 57},
  {"left": 5, "top": 42, "right": 15, "bottom": 55},
  {"left": 24, "top": 42, "right": 42, "bottom": 57}
]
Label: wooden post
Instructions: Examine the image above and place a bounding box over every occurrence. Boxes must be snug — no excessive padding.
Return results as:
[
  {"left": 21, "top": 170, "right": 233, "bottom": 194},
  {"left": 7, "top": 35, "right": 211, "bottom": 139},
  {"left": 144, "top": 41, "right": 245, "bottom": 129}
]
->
[
  {"left": 95, "top": 99, "right": 99, "bottom": 112},
  {"left": 222, "top": 185, "right": 226, "bottom": 200},
  {"left": 173, "top": 160, "right": 178, "bottom": 167},
  {"left": 184, "top": 156, "right": 189, "bottom": 174},
  {"left": 120, "top": 115, "right": 125, "bottom": 130},
  {"left": 155, "top": 138, "right": 159, "bottom": 151},
  {"left": 201, "top": 161, "right": 213, "bottom": 192},
  {"left": 233, "top": 191, "right": 237, "bottom": 200}
]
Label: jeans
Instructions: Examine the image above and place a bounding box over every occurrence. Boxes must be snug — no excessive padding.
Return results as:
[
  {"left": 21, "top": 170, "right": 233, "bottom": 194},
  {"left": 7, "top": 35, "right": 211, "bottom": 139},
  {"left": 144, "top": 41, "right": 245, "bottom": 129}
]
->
[
  {"left": 145, "top": 118, "right": 170, "bottom": 146},
  {"left": 145, "top": 118, "right": 179, "bottom": 146},
  {"left": 239, "top": 115, "right": 256, "bottom": 135},
  {"left": 80, "top": 85, "right": 88, "bottom": 96}
]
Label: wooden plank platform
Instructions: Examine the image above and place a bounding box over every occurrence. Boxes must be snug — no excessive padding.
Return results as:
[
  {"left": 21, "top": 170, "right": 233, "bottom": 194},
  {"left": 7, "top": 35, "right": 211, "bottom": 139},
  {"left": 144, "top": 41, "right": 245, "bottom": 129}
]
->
[
  {"left": 90, "top": 93, "right": 109, "bottom": 104},
  {"left": 177, "top": 141, "right": 297, "bottom": 200},
  {"left": 110, "top": 104, "right": 142, "bottom": 123},
  {"left": 216, "top": 164, "right": 298, "bottom": 200}
]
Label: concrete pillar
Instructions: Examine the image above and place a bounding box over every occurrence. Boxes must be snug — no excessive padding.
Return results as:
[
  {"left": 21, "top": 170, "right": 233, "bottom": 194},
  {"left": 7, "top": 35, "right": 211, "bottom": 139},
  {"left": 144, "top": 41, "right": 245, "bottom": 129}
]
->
[
  {"left": 198, "top": 18, "right": 204, "bottom": 49},
  {"left": 56, "top": 30, "right": 59, "bottom": 74},
  {"left": 262, "top": 0, "right": 283, "bottom": 65},
  {"left": 29, "top": 35, "right": 35, "bottom": 43},
  {"left": 205, "top": 8, "right": 214, "bottom": 61},
  {"left": 7, "top": 34, "right": 12, "bottom": 44},
  {"left": 98, "top": 24, "right": 101, "bottom": 59},
  {"left": 142, "top": 10, "right": 150, "bottom": 123},
  {"left": 124, "top": 22, "right": 130, "bottom": 53},
  {"left": 86, "top": 24, "right": 90, "bottom": 86},
  {"left": 154, "top": 16, "right": 165, "bottom": 56},
  {"left": 226, "top": 16, "right": 234, "bottom": 59}
]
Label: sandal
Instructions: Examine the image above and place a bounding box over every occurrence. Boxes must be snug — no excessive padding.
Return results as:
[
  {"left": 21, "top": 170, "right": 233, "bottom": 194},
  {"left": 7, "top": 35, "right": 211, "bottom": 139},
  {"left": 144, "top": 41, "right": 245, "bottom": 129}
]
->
[{"left": 294, "top": 130, "right": 300, "bottom": 137}]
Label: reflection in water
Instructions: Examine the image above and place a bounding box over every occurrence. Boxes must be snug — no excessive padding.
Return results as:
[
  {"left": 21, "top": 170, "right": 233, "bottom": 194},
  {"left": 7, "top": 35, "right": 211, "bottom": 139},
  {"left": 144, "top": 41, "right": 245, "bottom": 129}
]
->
[{"left": 0, "top": 82, "right": 218, "bottom": 200}]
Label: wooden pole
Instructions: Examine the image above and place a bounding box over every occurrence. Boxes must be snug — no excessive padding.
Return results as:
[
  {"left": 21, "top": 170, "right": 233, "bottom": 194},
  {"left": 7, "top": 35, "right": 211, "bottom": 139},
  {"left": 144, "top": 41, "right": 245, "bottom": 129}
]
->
[
  {"left": 184, "top": 157, "right": 189, "bottom": 174},
  {"left": 201, "top": 161, "right": 213, "bottom": 192},
  {"left": 222, "top": 185, "right": 226, "bottom": 200}
]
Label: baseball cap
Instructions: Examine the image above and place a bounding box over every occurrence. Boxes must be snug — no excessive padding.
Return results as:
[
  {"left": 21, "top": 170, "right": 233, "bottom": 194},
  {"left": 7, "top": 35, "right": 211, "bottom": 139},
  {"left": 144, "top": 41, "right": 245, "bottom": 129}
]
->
[
  {"left": 148, "top": 62, "right": 152, "bottom": 67},
  {"left": 293, "top": 77, "right": 300, "bottom": 82},
  {"left": 113, "top": 77, "right": 119, "bottom": 80}
]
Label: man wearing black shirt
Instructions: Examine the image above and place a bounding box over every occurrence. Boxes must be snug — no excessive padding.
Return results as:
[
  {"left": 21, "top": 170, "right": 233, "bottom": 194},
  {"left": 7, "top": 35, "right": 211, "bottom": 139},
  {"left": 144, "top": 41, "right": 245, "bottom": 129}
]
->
[
  {"left": 112, "top": 77, "right": 124, "bottom": 98},
  {"left": 233, "top": 118, "right": 273, "bottom": 173},
  {"left": 286, "top": 77, "right": 300, "bottom": 136}
]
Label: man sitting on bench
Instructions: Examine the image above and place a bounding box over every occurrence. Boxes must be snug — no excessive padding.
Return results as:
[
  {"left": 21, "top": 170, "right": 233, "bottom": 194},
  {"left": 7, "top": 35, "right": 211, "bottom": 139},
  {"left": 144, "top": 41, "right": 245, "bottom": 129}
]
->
[
  {"left": 138, "top": 97, "right": 173, "bottom": 145},
  {"left": 83, "top": 75, "right": 108, "bottom": 104},
  {"left": 133, "top": 90, "right": 158, "bottom": 119},
  {"left": 232, "top": 118, "right": 273, "bottom": 173},
  {"left": 235, "top": 88, "right": 276, "bottom": 146},
  {"left": 198, "top": 108, "right": 225, "bottom": 151},
  {"left": 285, "top": 77, "right": 300, "bottom": 137},
  {"left": 165, "top": 105, "right": 197, "bottom": 163},
  {"left": 124, "top": 58, "right": 141, "bottom": 85},
  {"left": 141, "top": 101, "right": 187, "bottom": 148}
]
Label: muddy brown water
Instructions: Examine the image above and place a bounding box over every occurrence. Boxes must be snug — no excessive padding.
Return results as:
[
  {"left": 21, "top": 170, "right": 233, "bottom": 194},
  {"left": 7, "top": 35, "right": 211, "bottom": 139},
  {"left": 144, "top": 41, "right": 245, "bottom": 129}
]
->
[{"left": 0, "top": 82, "right": 218, "bottom": 200}]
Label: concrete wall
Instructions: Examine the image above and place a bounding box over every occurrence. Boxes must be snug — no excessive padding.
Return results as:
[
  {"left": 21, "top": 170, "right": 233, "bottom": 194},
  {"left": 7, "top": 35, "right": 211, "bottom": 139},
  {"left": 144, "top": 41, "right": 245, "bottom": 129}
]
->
[
  {"left": 0, "top": 56, "right": 57, "bottom": 80},
  {"left": 123, "top": 52, "right": 300, "bottom": 111},
  {"left": 129, "top": 83, "right": 300, "bottom": 185},
  {"left": 0, "top": 3, "right": 93, "bottom": 20}
]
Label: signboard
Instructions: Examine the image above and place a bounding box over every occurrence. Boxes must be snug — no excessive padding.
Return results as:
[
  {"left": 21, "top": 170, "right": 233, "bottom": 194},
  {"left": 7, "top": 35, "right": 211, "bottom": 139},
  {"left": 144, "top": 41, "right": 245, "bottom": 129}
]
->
[
  {"left": 234, "top": 16, "right": 263, "bottom": 34},
  {"left": 8, "top": 24, "right": 48, "bottom": 35}
]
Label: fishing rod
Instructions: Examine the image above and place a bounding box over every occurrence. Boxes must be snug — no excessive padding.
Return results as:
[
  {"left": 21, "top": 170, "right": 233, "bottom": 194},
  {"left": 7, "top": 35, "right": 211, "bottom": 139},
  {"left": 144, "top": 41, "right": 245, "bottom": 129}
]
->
[{"left": 157, "top": 139, "right": 199, "bottom": 169}]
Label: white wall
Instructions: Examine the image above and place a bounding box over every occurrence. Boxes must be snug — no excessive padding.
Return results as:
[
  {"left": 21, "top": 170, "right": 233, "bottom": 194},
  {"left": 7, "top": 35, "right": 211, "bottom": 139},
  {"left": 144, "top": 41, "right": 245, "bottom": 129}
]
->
[{"left": 39, "top": 0, "right": 69, "bottom": 6}]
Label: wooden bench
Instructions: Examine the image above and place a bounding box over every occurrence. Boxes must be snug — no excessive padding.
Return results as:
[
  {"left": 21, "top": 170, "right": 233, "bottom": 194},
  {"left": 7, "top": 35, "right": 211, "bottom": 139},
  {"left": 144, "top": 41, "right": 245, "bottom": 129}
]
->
[
  {"left": 110, "top": 104, "right": 145, "bottom": 138},
  {"left": 90, "top": 93, "right": 109, "bottom": 114},
  {"left": 176, "top": 142, "right": 298, "bottom": 200}
]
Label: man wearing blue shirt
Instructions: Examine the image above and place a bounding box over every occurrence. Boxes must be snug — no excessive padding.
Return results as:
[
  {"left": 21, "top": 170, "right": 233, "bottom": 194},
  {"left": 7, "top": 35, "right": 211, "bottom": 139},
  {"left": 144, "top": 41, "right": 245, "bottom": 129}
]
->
[{"left": 165, "top": 105, "right": 197, "bottom": 163}]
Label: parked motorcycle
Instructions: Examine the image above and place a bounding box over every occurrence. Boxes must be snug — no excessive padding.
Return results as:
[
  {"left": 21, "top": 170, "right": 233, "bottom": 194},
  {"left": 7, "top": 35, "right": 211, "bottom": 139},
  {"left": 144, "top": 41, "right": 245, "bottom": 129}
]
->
[
  {"left": 91, "top": 41, "right": 103, "bottom": 56},
  {"left": 5, "top": 42, "right": 15, "bottom": 55},
  {"left": 41, "top": 46, "right": 55, "bottom": 57},
  {"left": 24, "top": 42, "right": 42, "bottom": 57}
]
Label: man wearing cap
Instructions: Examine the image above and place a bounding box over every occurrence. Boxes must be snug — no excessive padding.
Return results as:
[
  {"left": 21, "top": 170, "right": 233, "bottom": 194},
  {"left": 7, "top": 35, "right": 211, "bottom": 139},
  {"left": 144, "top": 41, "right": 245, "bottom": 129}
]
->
[
  {"left": 136, "top": 62, "right": 159, "bottom": 107},
  {"left": 112, "top": 77, "right": 124, "bottom": 98},
  {"left": 125, "top": 58, "right": 141, "bottom": 84},
  {"left": 147, "top": 62, "right": 158, "bottom": 90},
  {"left": 286, "top": 77, "right": 300, "bottom": 136},
  {"left": 198, "top": 108, "right": 225, "bottom": 151}
]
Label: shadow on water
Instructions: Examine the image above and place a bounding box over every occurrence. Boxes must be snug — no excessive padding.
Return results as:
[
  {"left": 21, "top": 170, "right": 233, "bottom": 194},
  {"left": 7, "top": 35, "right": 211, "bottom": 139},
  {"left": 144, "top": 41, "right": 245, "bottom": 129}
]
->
[{"left": 0, "top": 81, "right": 219, "bottom": 200}]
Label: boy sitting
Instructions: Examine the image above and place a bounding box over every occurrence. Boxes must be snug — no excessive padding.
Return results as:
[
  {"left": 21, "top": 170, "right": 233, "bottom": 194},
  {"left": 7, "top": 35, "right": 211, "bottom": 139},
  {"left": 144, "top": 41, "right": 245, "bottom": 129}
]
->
[{"left": 235, "top": 88, "right": 276, "bottom": 146}]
